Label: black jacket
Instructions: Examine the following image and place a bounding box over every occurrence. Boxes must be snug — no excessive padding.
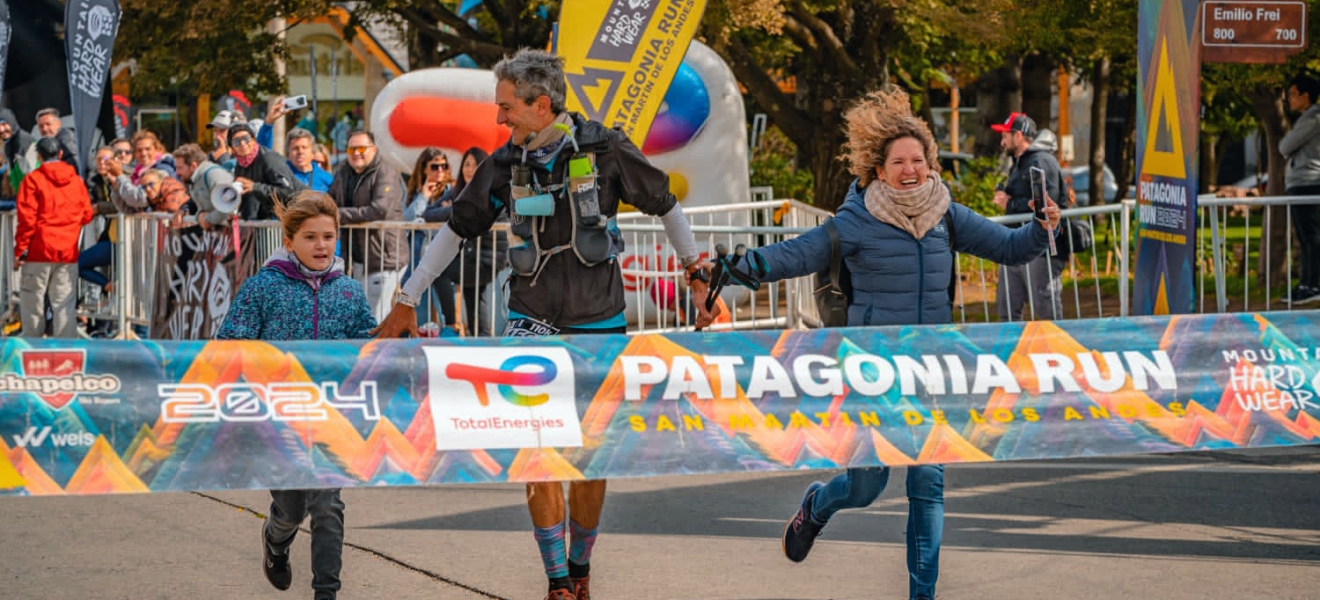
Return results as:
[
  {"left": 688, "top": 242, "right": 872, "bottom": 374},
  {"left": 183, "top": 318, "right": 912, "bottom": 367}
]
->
[
  {"left": 1001, "top": 146, "right": 1067, "bottom": 218},
  {"left": 1000, "top": 144, "right": 1073, "bottom": 257},
  {"left": 327, "top": 155, "right": 408, "bottom": 272},
  {"left": 235, "top": 147, "right": 305, "bottom": 220},
  {"left": 449, "top": 112, "right": 674, "bottom": 327}
]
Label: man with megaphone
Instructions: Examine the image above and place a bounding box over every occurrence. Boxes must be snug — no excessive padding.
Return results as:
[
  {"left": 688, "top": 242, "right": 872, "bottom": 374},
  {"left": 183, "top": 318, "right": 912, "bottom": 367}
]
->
[{"left": 173, "top": 144, "right": 237, "bottom": 229}]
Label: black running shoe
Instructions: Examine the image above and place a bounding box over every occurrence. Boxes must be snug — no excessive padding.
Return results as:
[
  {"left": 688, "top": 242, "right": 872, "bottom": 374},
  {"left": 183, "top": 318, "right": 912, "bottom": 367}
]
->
[
  {"left": 782, "top": 481, "right": 826, "bottom": 562},
  {"left": 262, "top": 531, "right": 292, "bottom": 591},
  {"left": 1292, "top": 285, "right": 1320, "bottom": 305}
]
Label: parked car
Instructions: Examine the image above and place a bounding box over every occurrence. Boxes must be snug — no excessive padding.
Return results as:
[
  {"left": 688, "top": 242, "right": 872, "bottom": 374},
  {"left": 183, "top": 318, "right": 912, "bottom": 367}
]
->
[{"left": 1067, "top": 165, "right": 1119, "bottom": 206}]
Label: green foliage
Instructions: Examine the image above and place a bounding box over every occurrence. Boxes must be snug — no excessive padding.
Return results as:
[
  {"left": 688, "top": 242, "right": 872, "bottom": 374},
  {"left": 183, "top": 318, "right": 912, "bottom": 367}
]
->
[
  {"left": 947, "top": 156, "right": 1004, "bottom": 217},
  {"left": 749, "top": 127, "right": 815, "bottom": 204},
  {"left": 117, "top": 0, "right": 335, "bottom": 97}
]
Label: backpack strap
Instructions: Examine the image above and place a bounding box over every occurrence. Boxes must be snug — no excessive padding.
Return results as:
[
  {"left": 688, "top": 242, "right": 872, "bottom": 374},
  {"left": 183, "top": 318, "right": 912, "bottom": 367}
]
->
[{"left": 826, "top": 219, "right": 843, "bottom": 296}]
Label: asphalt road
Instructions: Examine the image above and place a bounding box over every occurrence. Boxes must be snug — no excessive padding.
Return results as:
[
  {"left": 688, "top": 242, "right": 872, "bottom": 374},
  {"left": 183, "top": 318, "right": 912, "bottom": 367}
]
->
[{"left": 3, "top": 448, "right": 1318, "bottom": 600}]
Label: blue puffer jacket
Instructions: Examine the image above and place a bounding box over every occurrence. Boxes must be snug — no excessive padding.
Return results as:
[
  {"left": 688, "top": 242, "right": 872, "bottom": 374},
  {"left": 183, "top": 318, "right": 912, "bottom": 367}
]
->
[
  {"left": 216, "top": 249, "right": 377, "bottom": 341},
  {"left": 755, "top": 180, "right": 1051, "bottom": 327}
]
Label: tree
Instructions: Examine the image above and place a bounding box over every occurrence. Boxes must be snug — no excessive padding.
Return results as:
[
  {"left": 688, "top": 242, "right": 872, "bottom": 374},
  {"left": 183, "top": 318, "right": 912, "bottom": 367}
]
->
[
  {"left": 116, "top": 0, "right": 557, "bottom": 99},
  {"left": 703, "top": 0, "right": 1014, "bottom": 210},
  {"left": 358, "top": 0, "right": 556, "bottom": 68},
  {"left": 1200, "top": 0, "right": 1320, "bottom": 286},
  {"left": 116, "top": 0, "right": 332, "bottom": 97}
]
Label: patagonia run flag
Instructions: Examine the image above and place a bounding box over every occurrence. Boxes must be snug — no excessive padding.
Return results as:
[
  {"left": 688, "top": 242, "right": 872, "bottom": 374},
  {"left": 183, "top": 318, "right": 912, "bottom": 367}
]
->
[
  {"left": 556, "top": 0, "right": 706, "bottom": 147},
  {"left": 63, "top": 0, "right": 120, "bottom": 177}
]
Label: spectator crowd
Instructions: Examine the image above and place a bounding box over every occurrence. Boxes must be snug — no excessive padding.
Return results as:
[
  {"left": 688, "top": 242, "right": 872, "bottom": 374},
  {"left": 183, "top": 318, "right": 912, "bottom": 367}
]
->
[{"left": 0, "top": 98, "right": 487, "bottom": 339}]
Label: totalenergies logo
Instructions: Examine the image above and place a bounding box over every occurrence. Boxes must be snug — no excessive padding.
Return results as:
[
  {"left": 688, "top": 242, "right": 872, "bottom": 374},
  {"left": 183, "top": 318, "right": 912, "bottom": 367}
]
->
[
  {"left": 423, "top": 346, "right": 584, "bottom": 451},
  {"left": 445, "top": 355, "right": 558, "bottom": 407}
]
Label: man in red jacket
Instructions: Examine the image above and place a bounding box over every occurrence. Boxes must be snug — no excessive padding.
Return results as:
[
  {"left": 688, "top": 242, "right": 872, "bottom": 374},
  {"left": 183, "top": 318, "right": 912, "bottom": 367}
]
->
[{"left": 14, "top": 138, "right": 94, "bottom": 338}]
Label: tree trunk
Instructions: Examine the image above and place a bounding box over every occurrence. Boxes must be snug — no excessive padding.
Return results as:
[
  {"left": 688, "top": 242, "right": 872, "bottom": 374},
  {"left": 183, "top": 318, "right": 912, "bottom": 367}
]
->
[
  {"left": 1021, "top": 54, "right": 1054, "bottom": 129},
  {"left": 1113, "top": 95, "right": 1137, "bottom": 203},
  {"left": 1088, "top": 56, "right": 1110, "bottom": 205},
  {"left": 973, "top": 61, "right": 1022, "bottom": 157},
  {"left": 1248, "top": 85, "right": 1290, "bottom": 288},
  {"left": 1199, "top": 132, "right": 1217, "bottom": 194},
  {"left": 409, "top": 27, "right": 443, "bottom": 69}
]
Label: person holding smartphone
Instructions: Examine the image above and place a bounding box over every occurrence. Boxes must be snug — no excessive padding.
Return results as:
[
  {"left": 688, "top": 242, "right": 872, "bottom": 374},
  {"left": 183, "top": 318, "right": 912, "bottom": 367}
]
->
[{"left": 991, "top": 112, "right": 1068, "bottom": 321}]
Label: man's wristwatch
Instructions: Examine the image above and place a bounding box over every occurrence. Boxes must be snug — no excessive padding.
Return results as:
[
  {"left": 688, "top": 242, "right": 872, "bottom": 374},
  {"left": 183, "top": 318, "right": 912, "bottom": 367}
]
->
[{"left": 396, "top": 290, "right": 421, "bottom": 308}]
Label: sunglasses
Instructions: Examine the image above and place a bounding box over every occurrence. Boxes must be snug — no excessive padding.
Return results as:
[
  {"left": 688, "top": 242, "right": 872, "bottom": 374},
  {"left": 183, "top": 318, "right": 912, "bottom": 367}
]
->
[
  {"left": 347, "top": 146, "right": 373, "bottom": 156},
  {"left": 114, "top": 149, "right": 132, "bottom": 157},
  {"left": 428, "top": 162, "right": 449, "bottom": 171},
  {"left": 231, "top": 135, "right": 254, "bottom": 146}
]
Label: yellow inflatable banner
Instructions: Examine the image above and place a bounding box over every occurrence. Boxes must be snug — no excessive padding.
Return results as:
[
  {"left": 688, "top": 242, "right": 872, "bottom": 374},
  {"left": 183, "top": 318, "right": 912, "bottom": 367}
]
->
[{"left": 556, "top": 0, "right": 707, "bottom": 147}]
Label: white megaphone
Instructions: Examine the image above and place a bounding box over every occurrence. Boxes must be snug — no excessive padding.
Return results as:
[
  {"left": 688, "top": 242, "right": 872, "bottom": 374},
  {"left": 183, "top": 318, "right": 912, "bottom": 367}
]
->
[{"left": 211, "top": 181, "right": 244, "bottom": 215}]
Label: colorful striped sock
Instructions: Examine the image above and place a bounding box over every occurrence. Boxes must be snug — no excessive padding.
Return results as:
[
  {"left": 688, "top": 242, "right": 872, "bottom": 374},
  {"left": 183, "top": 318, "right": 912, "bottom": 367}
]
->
[
  {"left": 568, "top": 519, "right": 598, "bottom": 567},
  {"left": 533, "top": 521, "right": 569, "bottom": 580}
]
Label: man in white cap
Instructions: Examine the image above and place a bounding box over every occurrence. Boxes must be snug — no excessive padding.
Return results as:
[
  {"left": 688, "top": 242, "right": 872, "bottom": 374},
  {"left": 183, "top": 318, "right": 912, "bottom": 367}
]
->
[{"left": 207, "top": 110, "right": 236, "bottom": 165}]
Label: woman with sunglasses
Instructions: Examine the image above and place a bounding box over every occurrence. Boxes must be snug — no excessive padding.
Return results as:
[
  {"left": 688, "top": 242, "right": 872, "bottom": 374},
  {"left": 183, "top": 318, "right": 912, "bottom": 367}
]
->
[
  {"left": 229, "top": 123, "right": 305, "bottom": 220},
  {"left": 403, "top": 147, "right": 460, "bottom": 329}
]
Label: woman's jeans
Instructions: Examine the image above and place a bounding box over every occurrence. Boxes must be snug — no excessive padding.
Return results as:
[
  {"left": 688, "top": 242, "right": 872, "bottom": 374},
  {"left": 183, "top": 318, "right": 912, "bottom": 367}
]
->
[
  {"left": 809, "top": 465, "right": 944, "bottom": 600},
  {"left": 78, "top": 240, "right": 113, "bottom": 290}
]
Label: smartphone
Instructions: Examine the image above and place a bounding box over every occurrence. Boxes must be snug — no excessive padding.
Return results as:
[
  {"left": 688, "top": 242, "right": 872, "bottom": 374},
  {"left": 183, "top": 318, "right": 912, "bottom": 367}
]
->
[
  {"left": 282, "top": 95, "right": 309, "bottom": 111},
  {"left": 1029, "top": 167, "right": 1047, "bottom": 221},
  {"left": 1029, "top": 166, "right": 1058, "bottom": 256}
]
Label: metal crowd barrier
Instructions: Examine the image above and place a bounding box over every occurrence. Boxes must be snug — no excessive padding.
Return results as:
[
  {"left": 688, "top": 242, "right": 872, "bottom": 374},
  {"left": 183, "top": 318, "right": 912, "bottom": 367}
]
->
[{"left": 6, "top": 192, "right": 1320, "bottom": 339}]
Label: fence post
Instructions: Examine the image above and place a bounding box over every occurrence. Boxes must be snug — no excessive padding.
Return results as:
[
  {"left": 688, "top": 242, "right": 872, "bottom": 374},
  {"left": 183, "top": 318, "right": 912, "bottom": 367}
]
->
[
  {"left": 1208, "top": 202, "right": 1227, "bottom": 313},
  {"left": 116, "top": 215, "right": 129, "bottom": 339},
  {"left": 1120, "top": 200, "right": 1132, "bottom": 316}
]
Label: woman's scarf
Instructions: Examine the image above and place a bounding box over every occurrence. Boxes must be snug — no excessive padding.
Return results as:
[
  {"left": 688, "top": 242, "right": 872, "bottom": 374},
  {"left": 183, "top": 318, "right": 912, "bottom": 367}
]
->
[
  {"left": 235, "top": 144, "right": 260, "bottom": 169},
  {"left": 863, "top": 175, "right": 951, "bottom": 240},
  {"left": 131, "top": 154, "right": 160, "bottom": 185}
]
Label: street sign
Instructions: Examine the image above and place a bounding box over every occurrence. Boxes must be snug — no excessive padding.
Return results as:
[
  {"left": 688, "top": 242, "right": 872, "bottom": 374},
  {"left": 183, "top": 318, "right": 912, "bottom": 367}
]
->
[{"left": 1201, "top": 0, "right": 1307, "bottom": 63}]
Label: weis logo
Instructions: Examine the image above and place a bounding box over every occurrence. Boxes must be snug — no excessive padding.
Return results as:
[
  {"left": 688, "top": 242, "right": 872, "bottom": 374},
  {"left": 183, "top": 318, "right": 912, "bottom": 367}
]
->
[
  {"left": 423, "top": 347, "right": 583, "bottom": 451},
  {"left": 10, "top": 426, "right": 96, "bottom": 449},
  {"left": 1, "top": 350, "right": 122, "bottom": 409}
]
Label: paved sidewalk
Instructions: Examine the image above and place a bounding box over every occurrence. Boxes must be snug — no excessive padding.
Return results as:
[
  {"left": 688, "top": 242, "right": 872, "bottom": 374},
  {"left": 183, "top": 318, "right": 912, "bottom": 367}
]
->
[{"left": 3, "top": 449, "right": 1319, "bottom": 600}]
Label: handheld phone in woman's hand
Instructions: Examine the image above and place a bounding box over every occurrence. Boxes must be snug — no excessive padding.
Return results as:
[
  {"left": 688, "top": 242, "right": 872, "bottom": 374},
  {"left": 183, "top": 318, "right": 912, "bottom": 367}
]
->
[
  {"left": 1029, "top": 166, "right": 1047, "bottom": 221},
  {"left": 1029, "top": 166, "right": 1057, "bottom": 256}
]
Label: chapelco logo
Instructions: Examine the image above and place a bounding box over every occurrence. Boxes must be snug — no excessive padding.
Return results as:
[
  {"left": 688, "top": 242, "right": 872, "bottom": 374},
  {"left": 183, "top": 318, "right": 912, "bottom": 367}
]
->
[
  {"left": 1, "top": 350, "right": 122, "bottom": 410},
  {"left": 423, "top": 347, "right": 584, "bottom": 451}
]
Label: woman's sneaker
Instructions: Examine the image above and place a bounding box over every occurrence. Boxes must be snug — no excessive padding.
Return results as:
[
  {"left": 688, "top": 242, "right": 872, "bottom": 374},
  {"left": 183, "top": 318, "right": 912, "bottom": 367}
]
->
[{"left": 782, "top": 481, "right": 826, "bottom": 562}]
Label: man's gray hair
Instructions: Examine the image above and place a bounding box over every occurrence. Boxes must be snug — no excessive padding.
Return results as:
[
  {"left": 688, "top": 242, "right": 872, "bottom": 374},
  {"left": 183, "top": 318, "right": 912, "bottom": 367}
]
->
[
  {"left": 493, "top": 49, "right": 567, "bottom": 113},
  {"left": 286, "top": 127, "right": 315, "bottom": 149}
]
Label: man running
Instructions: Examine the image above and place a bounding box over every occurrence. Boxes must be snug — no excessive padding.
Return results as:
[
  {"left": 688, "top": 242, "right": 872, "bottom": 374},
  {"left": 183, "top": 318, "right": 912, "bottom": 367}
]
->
[{"left": 374, "top": 48, "right": 716, "bottom": 600}]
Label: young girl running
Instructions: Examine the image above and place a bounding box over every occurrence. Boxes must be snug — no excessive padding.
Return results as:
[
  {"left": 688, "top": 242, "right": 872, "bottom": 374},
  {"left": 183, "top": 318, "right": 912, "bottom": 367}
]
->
[{"left": 217, "top": 190, "right": 376, "bottom": 600}]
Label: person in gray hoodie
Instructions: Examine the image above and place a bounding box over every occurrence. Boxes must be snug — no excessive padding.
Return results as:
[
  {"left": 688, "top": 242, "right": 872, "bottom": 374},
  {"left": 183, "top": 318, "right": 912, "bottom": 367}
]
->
[
  {"left": 1282, "top": 74, "right": 1320, "bottom": 303},
  {"left": 173, "top": 143, "right": 236, "bottom": 229}
]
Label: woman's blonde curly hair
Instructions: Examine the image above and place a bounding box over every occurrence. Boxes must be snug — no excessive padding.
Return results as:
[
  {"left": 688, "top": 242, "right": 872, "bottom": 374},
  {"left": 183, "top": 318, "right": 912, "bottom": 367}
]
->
[{"left": 841, "top": 87, "right": 941, "bottom": 186}]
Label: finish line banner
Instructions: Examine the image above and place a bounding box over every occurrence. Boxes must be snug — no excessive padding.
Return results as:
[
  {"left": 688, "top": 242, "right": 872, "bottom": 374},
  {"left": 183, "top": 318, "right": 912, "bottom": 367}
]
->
[{"left": 4, "top": 311, "right": 1320, "bottom": 496}]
